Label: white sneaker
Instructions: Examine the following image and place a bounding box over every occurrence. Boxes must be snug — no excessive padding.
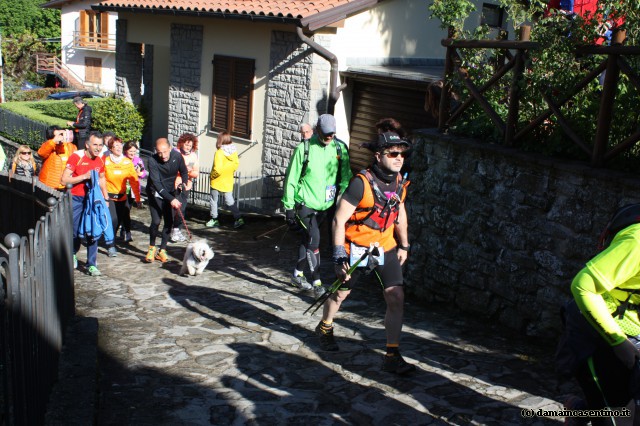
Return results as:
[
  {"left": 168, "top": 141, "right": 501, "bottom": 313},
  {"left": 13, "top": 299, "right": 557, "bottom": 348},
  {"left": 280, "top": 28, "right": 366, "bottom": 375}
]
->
[
  {"left": 291, "top": 273, "right": 312, "bottom": 290},
  {"left": 171, "top": 229, "right": 186, "bottom": 242}
]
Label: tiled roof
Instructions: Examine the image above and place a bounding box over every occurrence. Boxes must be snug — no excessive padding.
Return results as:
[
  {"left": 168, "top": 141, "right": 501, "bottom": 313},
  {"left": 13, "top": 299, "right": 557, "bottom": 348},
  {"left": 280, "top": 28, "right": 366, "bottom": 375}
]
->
[{"left": 92, "top": 0, "right": 381, "bottom": 30}]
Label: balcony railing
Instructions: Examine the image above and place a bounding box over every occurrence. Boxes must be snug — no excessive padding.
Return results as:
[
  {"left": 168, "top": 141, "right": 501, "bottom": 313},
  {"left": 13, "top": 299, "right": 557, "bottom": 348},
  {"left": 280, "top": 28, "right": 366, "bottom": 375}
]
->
[
  {"left": 72, "top": 31, "right": 115, "bottom": 52},
  {"left": 35, "top": 53, "right": 85, "bottom": 90}
]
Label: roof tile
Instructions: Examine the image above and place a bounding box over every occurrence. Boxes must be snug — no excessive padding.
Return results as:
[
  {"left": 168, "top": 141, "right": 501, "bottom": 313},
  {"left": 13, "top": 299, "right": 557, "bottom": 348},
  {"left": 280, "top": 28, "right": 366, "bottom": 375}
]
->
[{"left": 95, "top": 0, "right": 356, "bottom": 20}]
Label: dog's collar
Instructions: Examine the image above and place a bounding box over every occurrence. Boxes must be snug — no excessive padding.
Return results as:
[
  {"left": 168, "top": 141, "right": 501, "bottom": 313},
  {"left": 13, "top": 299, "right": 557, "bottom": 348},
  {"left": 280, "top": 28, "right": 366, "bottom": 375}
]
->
[{"left": 191, "top": 251, "right": 205, "bottom": 263}]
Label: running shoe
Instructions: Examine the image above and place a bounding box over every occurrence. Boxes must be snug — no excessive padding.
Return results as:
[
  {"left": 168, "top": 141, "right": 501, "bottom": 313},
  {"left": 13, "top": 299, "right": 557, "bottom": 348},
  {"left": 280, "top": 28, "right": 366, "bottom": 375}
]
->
[
  {"left": 206, "top": 218, "right": 219, "bottom": 227},
  {"left": 107, "top": 247, "right": 118, "bottom": 257},
  {"left": 155, "top": 248, "right": 169, "bottom": 263},
  {"left": 233, "top": 218, "right": 245, "bottom": 229},
  {"left": 315, "top": 322, "right": 339, "bottom": 351},
  {"left": 86, "top": 266, "right": 101, "bottom": 276},
  {"left": 171, "top": 229, "right": 186, "bottom": 242},
  {"left": 73, "top": 254, "right": 77, "bottom": 269},
  {"left": 381, "top": 353, "right": 416, "bottom": 375},
  {"left": 291, "top": 273, "right": 312, "bottom": 290},
  {"left": 312, "top": 280, "right": 326, "bottom": 297},
  {"left": 124, "top": 231, "right": 133, "bottom": 243},
  {"left": 145, "top": 246, "right": 157, "bottom": 263}
]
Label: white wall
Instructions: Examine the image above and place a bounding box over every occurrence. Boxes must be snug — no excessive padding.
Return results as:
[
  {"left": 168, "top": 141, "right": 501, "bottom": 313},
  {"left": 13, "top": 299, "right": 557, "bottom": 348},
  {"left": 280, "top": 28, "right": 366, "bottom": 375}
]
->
[
  {"left": 329, "top": 0, "right": 498, "bottom": 143},
  {"left": 59, "top": 0, "right": 117, "bottom": 93}
]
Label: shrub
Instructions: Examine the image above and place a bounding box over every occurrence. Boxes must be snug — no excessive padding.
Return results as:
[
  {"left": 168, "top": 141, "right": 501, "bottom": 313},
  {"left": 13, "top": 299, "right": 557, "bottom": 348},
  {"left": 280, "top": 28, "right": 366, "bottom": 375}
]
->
[
  {"left": 0, "top": 98, "right": 145, "bottom": 145},
  {"left": 91, "top": 98, "right": 144, "bottom": 142}
]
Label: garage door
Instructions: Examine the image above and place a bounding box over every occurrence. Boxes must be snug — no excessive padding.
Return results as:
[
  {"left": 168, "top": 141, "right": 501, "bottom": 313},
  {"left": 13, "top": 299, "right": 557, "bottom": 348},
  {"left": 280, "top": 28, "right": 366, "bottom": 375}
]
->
[{"left": 348, "top": 79, "right": 435, "bottom": 172}]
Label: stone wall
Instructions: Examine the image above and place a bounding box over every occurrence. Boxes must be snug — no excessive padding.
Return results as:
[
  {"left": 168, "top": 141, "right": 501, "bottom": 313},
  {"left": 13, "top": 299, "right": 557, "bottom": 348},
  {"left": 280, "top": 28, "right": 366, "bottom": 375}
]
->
[
  {"left": 168, "top": 24, "right": 203, "bottom": 145},
  {"left": 263, "top": 30, "right": 314, "bottom": 179},
  {"left": 406, "top": 129, "right": 640, "bottom": 337},
  {"left": 115, "top": 19, "right": 143, "bottom": 105}
]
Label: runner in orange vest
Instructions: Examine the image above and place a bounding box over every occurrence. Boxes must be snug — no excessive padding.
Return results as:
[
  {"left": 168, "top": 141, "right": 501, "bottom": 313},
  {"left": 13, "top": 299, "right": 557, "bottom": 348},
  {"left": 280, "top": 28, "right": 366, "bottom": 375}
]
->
[{"left": 315, "top": 131, "right": 415, "bottom": 375}]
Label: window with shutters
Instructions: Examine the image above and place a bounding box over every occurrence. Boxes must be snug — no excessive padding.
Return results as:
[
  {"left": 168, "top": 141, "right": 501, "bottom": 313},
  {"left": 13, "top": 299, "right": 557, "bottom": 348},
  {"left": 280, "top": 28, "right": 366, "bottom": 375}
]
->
[
  {"left": 85, "top": 57, "right": 102, "bottom": 84},
  {"left": 211, "top": 55, "right": 254, "bottom": 139},
  {"left": 76, "top": 10, "right": 111, "bottom": 50}
]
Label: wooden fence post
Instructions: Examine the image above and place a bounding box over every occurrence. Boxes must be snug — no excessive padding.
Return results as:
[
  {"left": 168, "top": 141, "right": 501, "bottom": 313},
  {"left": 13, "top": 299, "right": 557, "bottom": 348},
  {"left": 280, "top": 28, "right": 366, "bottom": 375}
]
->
[
  {"left": 505, "top": 48, "right": 525, "bottom": 146},
  {"left": 592, "top": 53, "right": 620, "bottom": 166},
  {"left": 438, "top": 27, "right": 456, "bottom": 132}
]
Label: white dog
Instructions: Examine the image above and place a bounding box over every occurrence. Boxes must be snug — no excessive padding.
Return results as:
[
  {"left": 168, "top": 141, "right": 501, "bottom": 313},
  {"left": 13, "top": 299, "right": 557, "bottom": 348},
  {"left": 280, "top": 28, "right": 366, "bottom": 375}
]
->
[{"left": 180, "top": 240, "right": 214, "bottom": 276}]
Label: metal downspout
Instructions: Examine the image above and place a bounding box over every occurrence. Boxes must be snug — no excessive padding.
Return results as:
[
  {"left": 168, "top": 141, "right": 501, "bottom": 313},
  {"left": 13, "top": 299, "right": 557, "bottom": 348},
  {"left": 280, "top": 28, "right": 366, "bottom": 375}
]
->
[{"left": 296, "top": 26, "right": 347, "bottom": 115}]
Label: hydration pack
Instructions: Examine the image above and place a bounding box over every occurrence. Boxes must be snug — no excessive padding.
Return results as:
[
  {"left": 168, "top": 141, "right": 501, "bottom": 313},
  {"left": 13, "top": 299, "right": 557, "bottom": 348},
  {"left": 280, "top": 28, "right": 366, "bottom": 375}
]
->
[{"left": 597, "top": 204, "right": 640, "bottom": 250}]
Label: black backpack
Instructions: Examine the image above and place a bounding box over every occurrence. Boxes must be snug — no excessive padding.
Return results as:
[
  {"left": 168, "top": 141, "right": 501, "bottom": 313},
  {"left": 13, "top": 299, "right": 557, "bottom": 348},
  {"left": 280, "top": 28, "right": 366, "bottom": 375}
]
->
[{"left": 597, "top": 204, "right": 640, "bottom": 250}]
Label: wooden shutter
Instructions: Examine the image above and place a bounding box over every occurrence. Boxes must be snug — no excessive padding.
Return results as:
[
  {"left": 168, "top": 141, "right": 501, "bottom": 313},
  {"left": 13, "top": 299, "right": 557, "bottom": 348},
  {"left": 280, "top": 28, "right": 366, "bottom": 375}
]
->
[
  {"left": 211, "top": 56, "right": 254, "bottom": 139},
  {"left": 212, "top": 56, "right": 231, "bottom": 132},
  {"left": 85, "top": 57, "right": 102, "bottom": 83},
  {"left": 100, "top": 12, "right": 109, "bottom": 49},
  {"left": 232, "top": 58, "right": 254, "bottom": 138},
  {"left": 79, "top": 10, "right": 88, "bottom": 47}
]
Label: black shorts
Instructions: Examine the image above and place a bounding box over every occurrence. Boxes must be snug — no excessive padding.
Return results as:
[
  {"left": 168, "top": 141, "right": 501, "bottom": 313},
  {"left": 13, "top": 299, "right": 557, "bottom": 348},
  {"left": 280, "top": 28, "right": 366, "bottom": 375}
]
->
[{"left": 339, "top": 248, "right": 404, "bottom": 291}]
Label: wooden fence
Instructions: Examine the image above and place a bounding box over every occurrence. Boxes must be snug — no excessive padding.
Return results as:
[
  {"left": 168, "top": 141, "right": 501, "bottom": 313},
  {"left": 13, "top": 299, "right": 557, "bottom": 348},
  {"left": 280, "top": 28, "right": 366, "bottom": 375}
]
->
[{"left": 438, "top": 36, "right": 640, "bottom": 167}]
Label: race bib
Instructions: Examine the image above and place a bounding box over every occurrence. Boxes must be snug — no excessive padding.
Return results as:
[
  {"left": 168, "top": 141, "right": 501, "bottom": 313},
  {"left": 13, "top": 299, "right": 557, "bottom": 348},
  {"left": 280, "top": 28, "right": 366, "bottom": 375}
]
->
[
  {"left": 326, "top": 185, "right": 336, "bottom": 202},
  {"left": 350, "top": 242, "right": 384, "bottom": 267}
]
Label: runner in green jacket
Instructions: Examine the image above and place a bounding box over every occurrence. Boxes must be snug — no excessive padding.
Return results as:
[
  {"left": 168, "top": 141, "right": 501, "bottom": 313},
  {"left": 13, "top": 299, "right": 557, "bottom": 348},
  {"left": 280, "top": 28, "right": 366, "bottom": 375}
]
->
[{"left": 282, "top": 116, "right": 352, "bottom": 295}]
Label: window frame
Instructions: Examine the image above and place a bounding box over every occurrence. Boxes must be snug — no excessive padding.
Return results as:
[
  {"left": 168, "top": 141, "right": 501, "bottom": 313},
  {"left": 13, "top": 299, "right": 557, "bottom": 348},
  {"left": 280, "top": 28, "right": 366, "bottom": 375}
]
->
[{"left": 211, "top": 55, "right": 255, "bottom": 139}]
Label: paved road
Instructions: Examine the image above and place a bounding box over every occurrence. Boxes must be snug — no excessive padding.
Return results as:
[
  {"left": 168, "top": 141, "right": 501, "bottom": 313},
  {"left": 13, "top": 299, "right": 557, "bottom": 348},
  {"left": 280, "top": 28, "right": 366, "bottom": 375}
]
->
[{"left": 71, "top": 207, "right": 572, "bottom": 425}]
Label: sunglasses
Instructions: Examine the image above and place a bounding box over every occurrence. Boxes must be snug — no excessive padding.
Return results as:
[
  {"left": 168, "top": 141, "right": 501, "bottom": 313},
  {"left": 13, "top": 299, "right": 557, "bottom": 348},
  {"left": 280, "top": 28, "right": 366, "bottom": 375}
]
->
[
  {"left": 321, "top": 133, "right": 334, "bottom": 140},
  {"left": 20, "top": 152, "right": 32, "bottom": 156},
  {"left": 383, "top": 151, "right": 407, "bottom": 159}
]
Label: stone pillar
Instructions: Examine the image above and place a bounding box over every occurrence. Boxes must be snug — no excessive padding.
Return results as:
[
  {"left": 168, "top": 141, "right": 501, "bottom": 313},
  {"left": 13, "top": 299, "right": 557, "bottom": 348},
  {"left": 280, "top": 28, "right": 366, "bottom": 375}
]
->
[
  {"left": 141, "top": 45, "right": 154, "bottom": 150},
  {"left": 263, "top": 30, "right": 314, "bottom": 179},
  {"left": 168, "top": 24, "right": 203, "bottom": 145},
  {"left": 115, "top": 19, "right": 143, "bottom": 104}
]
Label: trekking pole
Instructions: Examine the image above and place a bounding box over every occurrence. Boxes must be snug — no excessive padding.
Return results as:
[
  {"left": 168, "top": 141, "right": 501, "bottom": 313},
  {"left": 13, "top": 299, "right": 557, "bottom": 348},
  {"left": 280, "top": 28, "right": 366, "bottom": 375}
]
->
[
  {"left": 304, "top": 245, "right": 380, "bottom": 316},
  {"left": 274, "top": 226, "right": 289, "bottom": 252},
  {"left": 253, "top": 223, "right": 288, "bottom": 241}
]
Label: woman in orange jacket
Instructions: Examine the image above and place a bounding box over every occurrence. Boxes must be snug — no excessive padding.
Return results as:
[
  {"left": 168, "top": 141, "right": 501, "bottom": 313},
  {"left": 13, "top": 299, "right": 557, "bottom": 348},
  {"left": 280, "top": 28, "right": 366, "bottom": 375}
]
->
[{"left": 38, "top": 126, "right": 77, "bottom": 189}]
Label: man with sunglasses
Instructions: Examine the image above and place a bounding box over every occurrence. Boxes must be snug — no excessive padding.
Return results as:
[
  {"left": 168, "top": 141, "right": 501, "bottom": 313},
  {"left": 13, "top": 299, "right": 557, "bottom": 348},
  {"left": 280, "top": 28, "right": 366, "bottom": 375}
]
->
[
  {"left": 315, "top": 131, "right": 415, "bottom": 375},
  {"left": 283, "top": 114, "right": 352, "bottom": 296}
]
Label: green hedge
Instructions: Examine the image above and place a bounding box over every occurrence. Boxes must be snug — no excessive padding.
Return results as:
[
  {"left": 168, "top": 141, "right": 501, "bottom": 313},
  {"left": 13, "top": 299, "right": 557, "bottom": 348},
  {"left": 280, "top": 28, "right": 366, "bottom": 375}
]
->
[{"left": 0, "top": 98, "right": 145, "bottom": 144}]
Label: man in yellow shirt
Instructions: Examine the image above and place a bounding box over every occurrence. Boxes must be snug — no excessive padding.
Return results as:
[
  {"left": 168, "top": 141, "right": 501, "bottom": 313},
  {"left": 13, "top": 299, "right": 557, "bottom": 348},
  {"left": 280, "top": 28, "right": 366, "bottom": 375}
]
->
[{"left": 561, "top": 220, "right": 640, "bottom": 424}]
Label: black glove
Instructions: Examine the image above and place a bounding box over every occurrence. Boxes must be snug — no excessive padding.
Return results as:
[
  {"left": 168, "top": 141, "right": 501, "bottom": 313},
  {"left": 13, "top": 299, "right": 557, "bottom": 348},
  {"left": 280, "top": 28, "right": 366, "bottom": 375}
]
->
[
  {"left": 284, "top": 209, "right": 296, "bottom": 225},
  {"left": 613, "top": 339, "right": 640, "bottom": 370},
  {"left": 285, "top": 209, "right": 296, "bottom": 228}
]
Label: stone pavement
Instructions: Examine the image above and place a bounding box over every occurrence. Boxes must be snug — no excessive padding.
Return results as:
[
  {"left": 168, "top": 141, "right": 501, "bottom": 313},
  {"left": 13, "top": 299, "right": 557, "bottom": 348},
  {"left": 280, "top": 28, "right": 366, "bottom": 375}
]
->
[{"left": 67, "top": 206, "right": 575, "bottom": 425}]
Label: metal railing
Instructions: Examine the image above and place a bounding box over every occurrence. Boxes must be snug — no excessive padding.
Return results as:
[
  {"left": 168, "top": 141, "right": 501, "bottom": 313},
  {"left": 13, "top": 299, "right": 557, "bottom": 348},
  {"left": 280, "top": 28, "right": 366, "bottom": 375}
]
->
[
  {"left": 0, "top": 173, "right": 75, "bottom": 425},
  {"left": 72, "top": 31, "right": 116, "bottom": 52},
  {"left": 0, "top": 108, "right": 48, "bottom": 148},
  {"left": 136, "top": 149, "right": 285, "bottom": 216},
  {"left": 190, "top": 169, "right": 285, "bottom": 216}
]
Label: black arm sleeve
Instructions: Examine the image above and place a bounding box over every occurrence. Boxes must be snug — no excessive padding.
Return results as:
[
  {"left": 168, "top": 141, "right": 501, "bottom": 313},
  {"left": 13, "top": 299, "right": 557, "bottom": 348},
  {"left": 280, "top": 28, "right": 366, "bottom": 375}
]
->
[
  {"left": 74, "top": 106, "right": 92, "bottom": 130},
  {"left": 341, "top": 175, "right": 365, "bottom": 206}
]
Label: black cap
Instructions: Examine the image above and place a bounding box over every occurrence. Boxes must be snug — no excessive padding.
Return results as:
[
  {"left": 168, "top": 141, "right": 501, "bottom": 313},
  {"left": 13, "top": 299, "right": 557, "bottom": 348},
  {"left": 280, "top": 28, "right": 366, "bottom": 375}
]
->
[{"left": 363, "top": 131, "right": 410, "bottom": 152}]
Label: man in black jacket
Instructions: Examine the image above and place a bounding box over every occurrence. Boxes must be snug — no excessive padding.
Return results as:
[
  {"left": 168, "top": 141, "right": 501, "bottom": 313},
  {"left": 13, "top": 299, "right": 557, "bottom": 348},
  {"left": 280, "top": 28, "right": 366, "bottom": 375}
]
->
[
  {"left": 67, "top": 96, "right": 92, "bottom": 149},
  {"left": 145, "top": 138, "right": 190, "bottom": 263}
]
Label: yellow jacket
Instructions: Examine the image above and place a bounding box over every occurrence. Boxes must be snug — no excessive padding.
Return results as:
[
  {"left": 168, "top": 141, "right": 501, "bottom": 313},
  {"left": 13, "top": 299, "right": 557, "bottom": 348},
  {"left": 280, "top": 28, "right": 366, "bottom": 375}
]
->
[{"left": 209, "top": 147, "right": 238, "bottom": 193}]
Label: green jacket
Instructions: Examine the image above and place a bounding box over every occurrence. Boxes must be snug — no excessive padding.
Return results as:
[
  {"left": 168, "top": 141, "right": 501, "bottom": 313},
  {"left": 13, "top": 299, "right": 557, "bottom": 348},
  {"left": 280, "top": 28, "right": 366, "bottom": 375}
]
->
[{"left": 282, "top": 135, "right": 352, "bottom": 211}]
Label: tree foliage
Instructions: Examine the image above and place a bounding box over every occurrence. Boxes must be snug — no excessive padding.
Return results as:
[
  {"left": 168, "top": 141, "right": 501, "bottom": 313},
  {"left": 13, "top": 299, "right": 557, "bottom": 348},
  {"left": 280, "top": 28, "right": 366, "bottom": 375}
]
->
[
  {"left": 429, "top": 0, "right": 640, "bottom": 171},
  {"left": 0, "top": 0, "right": 60, "bottom": 40},
  {"left": 1, "top": 1, "right": 61, "bottom": 99}
]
